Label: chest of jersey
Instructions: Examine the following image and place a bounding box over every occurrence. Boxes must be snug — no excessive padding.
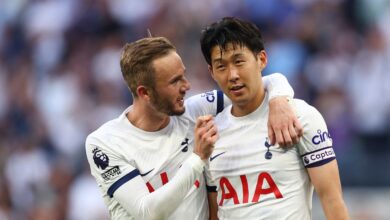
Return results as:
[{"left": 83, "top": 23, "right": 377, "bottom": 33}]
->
[
  {"left": 209, "top": 118, "right": 308, "bottom": 207},
  {"left": 118, "top": 117, "right": 196, "bottom": 190}
]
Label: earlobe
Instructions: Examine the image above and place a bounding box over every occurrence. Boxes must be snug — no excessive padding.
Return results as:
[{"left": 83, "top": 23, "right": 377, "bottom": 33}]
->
[{"left": 259, "top": 51, "right": 268, "bottom": 70}]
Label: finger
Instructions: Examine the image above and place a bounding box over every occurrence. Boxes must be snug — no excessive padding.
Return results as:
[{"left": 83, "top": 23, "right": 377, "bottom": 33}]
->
[
  {"left": 203, "top": 125, "right": 217, "bottom": 141},
  {"left": 294, "top": 118, "right": 303, "bottom": 137},
  {"left": 195, "top": 117, "right": 205, "bottom": 128},
  {"left": 267, "top": 123, "right": 275, "bottom": 145},
  {"left": 274, "top": 129, "right": 285, "bottom": 147},
  {"left": 205, "top": 118, "right": 215, "bottom": 128},
  {"left": 282, "top": 127, "right": 292, "bottom": 146},
  {"left": 209, "top": 131, "right": 219, "bottom": 143},
  {"left": 207, "top": 124, "right": 217, "bottom": 135},
  {"left": 289, "top": 124, "right": 299, "bottom": 144},
  {"left": 270, "top": 132, "right": 276, "bottom": 145},
  {"left": 196, "top": 115, "right": 213, "bottom": 127}
]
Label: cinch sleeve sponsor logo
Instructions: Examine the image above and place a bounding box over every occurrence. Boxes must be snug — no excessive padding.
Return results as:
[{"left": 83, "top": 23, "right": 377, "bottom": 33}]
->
[
  {"left": 302, "top": 147, "right": 336, "bottom": 167},
  {"left": 201, "top": 91, "right": 215, "bottom": 102},
  {"left": 311, "top": 129, "right": 332, "bottom": 145}
]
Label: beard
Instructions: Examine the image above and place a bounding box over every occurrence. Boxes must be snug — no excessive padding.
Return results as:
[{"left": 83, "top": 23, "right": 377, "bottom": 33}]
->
[{"left": 149, "top": 89, "right": 185, "bottom": 116}]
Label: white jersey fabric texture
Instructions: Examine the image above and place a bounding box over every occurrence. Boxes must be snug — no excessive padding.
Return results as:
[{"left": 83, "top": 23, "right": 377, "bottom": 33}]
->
[
  {"left": 86, "top": 90, "right": 225, "bottom": 220},
  {"left": 206, "top": 93, "right": 335, "bottom": 220},
  {"left": 85, "top": 74, "right": 294, "bottom": 220}
]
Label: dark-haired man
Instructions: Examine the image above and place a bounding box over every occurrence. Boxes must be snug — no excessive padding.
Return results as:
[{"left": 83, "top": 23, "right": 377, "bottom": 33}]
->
[{"left": 201, "top": 17, "right": 349, "bottom": 220}]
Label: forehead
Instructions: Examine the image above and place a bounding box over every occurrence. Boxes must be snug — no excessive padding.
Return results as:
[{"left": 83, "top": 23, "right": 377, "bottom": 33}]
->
[
  {"left": 210, "top": 43, "right": 251, "bottom": 60},
  {"left": 152, "top": 51, "right": 185, "bottom": 80}
]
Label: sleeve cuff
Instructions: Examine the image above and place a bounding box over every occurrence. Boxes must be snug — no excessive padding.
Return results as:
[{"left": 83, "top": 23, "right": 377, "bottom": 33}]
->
[{"left": 185, "top": 153, "right": 206, "bottom": 174}]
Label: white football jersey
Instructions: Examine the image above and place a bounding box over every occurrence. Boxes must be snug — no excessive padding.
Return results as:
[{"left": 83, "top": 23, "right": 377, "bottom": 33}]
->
[
  {"left": 85, "top": 74, "right": 294, "bottom": 220},
  {"left": 206, "top": 93, "right": 335, "bottom": 220},
  {"left": 86, "top": 90, "right": 226, "bottom": 220}
]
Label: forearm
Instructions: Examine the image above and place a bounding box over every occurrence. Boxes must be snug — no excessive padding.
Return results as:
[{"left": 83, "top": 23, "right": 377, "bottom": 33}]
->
[
  {"left": 207, "top": 192, "right": 218, "bottom": 220},
  {"left": 262, "top": 72, "right": 294, "bottom": 99},
  {"left": 318, "top": 192, "right": 350, "bottom": 220},
  {"left": 308, "top": 161, "right": 350, "bottom": 220},
  {"left": 115, "top": 153, "right": 205, "bottom": 220}
]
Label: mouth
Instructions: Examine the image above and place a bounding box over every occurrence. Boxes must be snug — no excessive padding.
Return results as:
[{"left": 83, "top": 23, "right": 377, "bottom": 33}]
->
[
  {"left": 229, "top": 84, "right": 245, "bottom": 94},
  {"left": 177, "top": 97, "right": 185, "bottom": 106}
]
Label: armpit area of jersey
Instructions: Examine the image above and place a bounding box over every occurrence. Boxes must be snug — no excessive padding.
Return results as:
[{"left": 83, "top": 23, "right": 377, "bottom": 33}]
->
[{"left": 301, "top": 147, "right": 336, "bottom": 168}]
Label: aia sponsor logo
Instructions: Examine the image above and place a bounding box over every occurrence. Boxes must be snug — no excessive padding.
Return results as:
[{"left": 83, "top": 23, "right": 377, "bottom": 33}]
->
[
  {"left": 218, "top": 172, "right": 283, "bottom": 206},
  {"left": 311, "top": 129, "right": 332, "bottom": 145}
]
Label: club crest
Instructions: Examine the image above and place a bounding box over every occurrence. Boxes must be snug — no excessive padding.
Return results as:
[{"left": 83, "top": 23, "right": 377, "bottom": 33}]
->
[{"left": 264, "top": 138, "right": 273, "bottom": 160}]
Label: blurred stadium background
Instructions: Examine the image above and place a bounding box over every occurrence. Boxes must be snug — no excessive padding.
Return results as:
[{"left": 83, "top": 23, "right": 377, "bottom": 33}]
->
[{"left": 0, "top": 0, "right": 389, "bottom": 219}]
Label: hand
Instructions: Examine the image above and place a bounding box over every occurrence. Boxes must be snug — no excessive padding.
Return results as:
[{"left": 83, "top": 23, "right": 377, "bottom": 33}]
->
[
  {"left": 268, "top": 96, "right": 303, "bottom": 147},
  {"left": 194, "top": 115, "right": 218, "bottom": 160}
]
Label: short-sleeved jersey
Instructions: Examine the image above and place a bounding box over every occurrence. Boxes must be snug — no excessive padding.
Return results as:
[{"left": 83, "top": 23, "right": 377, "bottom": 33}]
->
[
  {"left": 86, "top": 90, "right": 226, "bottom": 220},
  {"left": 206, "top": 93, "right": 335, "bottom": 220}
]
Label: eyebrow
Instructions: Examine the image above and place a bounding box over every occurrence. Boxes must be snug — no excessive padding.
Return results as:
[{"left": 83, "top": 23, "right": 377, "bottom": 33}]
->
[{"left": 212, "top": 52, "right": 244, "bottom": 64}]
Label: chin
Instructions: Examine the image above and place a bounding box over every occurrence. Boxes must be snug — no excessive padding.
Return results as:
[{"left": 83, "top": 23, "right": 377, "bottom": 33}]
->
[{"left": 169, "top": 107, "right": 186, "bottom": 116}]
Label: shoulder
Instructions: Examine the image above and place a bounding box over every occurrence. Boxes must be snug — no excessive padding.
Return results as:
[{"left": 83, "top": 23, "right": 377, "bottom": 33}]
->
[
  {"left": 291, "top": 99, "right": 335, "bottom": 167},
  {"left": 85, "top": 116, "right": 128, "bottom": 156},
  {"left": 87, "top": 118, "right": 120, "bottom": 143},
  {"left": 291, "top": 99, "right": 325, "bottom": 125},
  {"left": 184, "top": 90, "right": 224, "bottom": 119},
  {"left": 185, "top": 90, "right": 219, "bottom": 106}
]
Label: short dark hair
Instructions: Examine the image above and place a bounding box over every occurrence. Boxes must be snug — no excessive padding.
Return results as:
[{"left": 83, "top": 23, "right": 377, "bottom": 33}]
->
[
  {"left": 120, "top": 37, "right": 176, "bottom": 97},
  {"left": 200, "top": 17, "right": 265, "bottom": 65}
]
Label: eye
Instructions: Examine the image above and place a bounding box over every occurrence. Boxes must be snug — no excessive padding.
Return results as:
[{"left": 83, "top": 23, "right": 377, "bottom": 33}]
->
[
  {"left": 170, "top": 77, "right": 180, "bottom": 84},
  {"left": 216, "top": 64, "right": 225, "bottom": 70},
  {"left": 235, "top": 60, "right": 245, "bottom": 65}
]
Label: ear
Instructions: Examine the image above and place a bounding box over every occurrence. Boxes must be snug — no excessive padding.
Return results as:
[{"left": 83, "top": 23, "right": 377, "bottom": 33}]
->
[
  {"left": 136, "top": 85, "right": 151, "bottom": 101},
  {"left": 257, "top": 50, "right": 268, "bottom": 71},
  {"left": 208, "top": 65, "right": 216, "bottom": 81}
]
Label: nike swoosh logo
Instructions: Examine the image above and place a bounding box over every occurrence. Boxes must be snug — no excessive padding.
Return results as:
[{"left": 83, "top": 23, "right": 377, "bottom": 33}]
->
[
  {"left": 140, "top": 168, "right": 154, "bottom": 177},
  {"left": 210, "top": 152, "right": 226, "bottom": 162}
]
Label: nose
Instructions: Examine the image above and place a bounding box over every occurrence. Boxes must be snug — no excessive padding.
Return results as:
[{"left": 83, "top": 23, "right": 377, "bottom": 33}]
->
[
  {"left": 228, "top": 67, "right": 239, "bottom": 82},
  {"left": 181, "top": 77, "right": 191, "bottom": 92}
]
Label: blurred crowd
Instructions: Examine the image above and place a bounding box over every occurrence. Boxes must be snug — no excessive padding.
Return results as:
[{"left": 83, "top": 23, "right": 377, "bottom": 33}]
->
[{"left": 0, "top": 0, "right": 389, "bottom": 219}]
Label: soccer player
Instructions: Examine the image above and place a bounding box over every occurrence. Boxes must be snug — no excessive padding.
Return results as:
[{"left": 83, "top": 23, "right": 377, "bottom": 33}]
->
[
  {"left": 201, "top": 17, "right": 350, "bottom": 220},
  {"left": 85, "top": 36, "right": 301, "bottom": 220}
]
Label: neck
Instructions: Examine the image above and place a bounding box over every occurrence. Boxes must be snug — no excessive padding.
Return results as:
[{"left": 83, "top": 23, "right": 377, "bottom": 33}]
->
[
  {"left": 127, "top": 99, "right": 170, "bottom": 132},
  {"left": 231, "top": 85, "right": 265, "bottom": 117}
]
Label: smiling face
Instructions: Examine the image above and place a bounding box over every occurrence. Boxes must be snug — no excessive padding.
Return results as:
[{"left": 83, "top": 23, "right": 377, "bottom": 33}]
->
[
  {"left": 149, "top": 50, "right": 190, "bottom": 116},
  {"left": 209, "top": 43, "right": 267, "bottom": 116}
]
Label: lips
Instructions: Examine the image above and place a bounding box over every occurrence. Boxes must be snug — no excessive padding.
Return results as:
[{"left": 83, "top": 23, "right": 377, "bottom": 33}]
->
[
  {"left": 230, "top": 85, "right": 244, "bottom": 91},
  {"left": 177, "top": 97, "right": 184, "bottom": 105},
  {"left": 229, "top": 84, "right": 244, "bottom": 91},
  {"left": 228, "top": 84, "right": 245, "bottom": 96}
]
